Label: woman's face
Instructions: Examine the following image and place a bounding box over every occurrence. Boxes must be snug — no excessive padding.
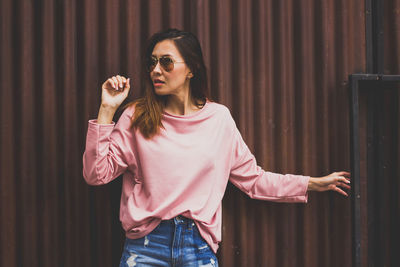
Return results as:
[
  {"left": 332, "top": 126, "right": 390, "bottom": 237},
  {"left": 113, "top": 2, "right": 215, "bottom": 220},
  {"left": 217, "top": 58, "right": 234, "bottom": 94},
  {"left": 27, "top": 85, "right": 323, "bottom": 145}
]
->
[{"left": 149, "top": 40, "right": 192, "bottom": 97}]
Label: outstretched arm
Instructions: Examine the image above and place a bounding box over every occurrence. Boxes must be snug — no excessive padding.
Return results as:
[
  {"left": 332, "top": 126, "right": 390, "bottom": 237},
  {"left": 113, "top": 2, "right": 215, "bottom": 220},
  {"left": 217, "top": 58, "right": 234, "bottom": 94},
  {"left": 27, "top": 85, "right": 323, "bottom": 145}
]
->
[{"left": 307, "top": 171, "right": 351, "bottom": 196}]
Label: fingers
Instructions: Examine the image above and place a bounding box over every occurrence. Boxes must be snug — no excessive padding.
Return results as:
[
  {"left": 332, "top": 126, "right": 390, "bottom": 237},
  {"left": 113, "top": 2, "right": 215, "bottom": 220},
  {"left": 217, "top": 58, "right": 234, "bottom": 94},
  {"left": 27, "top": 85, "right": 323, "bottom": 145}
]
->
[
  {"left": 116, "top": 75, "right": 126, "bottom": 89},
  {"left": 338, "top": 177, "right": 351, "bottom": 184},
  {"left": 107, "top": 75, "right": 129, "bottom": 91},
  {"left": 337, "top": 177, "right": 351, "bottom": 191},
  {"left": 331, "top": 171, "right": 351, "bottom": 185},
  {"left": 123, "top": 78, "right": 131, "bottom": 92},
  {"left": 334, "top": 186, "right": 349, "bottom": 197},
  {"left": 107, "top": 78, "right": 117, "bottom": 89},
  {"left": 335, "top": 171, "right": 351, "bottom": 177},
  {"left": 339, "top": 183, "right": 351, "bottom": 190},
  {"left": 334, "top": 176, "right": 351, "bottom": 190},
  {"left": 334, "top": 177, "right": 351, "bottom": 196},
  {"left": 317, "top": 171, "right": 351, "bottom": 197}
]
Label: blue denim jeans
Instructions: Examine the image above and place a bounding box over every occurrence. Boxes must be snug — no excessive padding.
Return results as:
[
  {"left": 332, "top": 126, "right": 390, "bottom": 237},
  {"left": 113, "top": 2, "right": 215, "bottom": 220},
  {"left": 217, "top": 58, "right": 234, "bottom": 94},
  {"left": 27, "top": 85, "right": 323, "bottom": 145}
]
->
[{"left": 119, "top": 216, "right": 219, "bottom": 267}]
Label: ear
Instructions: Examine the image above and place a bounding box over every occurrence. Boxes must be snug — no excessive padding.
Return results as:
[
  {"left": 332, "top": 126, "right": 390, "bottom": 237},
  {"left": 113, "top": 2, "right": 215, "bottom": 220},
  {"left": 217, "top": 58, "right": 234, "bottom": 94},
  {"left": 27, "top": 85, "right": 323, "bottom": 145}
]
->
[{"left": 187, "top": 72, "right": 193, "bottom": 78}]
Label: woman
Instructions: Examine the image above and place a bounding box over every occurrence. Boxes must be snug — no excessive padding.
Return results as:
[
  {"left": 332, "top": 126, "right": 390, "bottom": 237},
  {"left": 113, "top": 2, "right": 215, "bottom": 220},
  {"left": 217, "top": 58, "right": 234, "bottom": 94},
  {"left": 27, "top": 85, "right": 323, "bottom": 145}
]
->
[{"left": 83, "top": 28, "right": 350, "bottom": 267}]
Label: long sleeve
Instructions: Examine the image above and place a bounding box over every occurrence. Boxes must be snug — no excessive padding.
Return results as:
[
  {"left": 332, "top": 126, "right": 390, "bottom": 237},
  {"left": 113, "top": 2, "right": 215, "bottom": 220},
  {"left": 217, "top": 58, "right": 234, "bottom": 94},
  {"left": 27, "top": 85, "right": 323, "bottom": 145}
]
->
[
  {"left": 82, "top": 107, "right": 137, "bottom": 185},
  {"left": 229, "top": 126, "right": 309, "bottom": 203}
]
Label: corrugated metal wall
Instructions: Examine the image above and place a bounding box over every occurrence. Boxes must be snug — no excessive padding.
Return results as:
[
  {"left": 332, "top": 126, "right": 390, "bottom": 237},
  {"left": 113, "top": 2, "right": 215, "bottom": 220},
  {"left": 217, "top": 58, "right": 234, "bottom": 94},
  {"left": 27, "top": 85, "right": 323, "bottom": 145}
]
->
[{"left": 0, "top": 0, "right": 398, "bottom": 266}]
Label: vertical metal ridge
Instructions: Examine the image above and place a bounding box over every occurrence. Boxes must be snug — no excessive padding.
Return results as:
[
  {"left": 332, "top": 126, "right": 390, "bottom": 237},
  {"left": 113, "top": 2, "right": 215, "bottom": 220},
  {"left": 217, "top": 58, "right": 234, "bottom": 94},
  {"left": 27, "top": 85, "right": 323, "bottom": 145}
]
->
[
  {"left": 0, "top": 0, "right": 16, "bottom": 265},
  {"left": 252, "top": 0, "right": 268, "bottom": 165},
  {"left": 265, "top": 0, "right": 276, "bottom": 171},
  {"left": 19, "top": 1, "right": 39, "bottom": 266},
  {"left": 349, "top": 75, "right": 361, "bottom": 267},
  {"left": 365, "top": 0, "right": 373, "bottom": 73},
  {"left": 366, "top": 0, "right": 385, "bottom": 73},
  {"left": 383, "top": 0, "right": 400, "bottom": 74},
  {"left": 373, "top": 0, "right": 385, "bottom": 73}
]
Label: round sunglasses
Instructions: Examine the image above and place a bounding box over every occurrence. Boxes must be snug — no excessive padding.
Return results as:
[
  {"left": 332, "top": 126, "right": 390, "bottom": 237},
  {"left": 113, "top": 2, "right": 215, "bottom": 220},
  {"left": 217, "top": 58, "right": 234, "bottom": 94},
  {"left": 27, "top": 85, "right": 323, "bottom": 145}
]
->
[{"left": 147, "top": 56, "right": 185, "bottom": 72}]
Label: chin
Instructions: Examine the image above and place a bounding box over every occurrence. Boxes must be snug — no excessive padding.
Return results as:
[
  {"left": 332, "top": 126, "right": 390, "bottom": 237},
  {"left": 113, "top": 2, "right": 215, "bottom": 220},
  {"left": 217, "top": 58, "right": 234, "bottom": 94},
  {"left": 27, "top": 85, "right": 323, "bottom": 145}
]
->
[{"left": 154, "top": 88, "right": 170, "bottom": 96}]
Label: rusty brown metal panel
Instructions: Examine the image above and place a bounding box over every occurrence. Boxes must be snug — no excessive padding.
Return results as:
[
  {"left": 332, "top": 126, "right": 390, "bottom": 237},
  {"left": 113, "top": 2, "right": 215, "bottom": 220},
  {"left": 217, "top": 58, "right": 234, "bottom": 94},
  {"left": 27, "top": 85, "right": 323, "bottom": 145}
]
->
[
  {"left": 64, "top": 1, "right": 86, "bottom": 266},
  {"left": 210, "top": 0, "right": 366, "bottom": 266},
  {"left": 79, "top": 0, "right": 101, "bottom": 265},
  {"left": 168, "top": 0, "right": 185, "bottom": 28},
  {"left": 125, "top": 0, "right": 143, "bottom": 97},
  {"left": 194, "top": 0, "right": 212, "bottom": 97},
  {"left": 0, "top": 0, "right": 16, "bottom": 266},
  {"left": 17, "top": 1, "right": 39, "bottom": 267},
  {"left": 148, "top": 0, "right": 164, "bottom": 36},
  {"left": 40, "top": 0, "right": 59, "bottom": 266}
]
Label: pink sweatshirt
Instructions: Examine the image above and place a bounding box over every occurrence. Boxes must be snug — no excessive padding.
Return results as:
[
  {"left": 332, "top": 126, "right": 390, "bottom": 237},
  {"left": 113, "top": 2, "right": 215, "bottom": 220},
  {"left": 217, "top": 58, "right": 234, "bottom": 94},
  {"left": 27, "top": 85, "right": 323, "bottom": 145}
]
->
[{"left": 83, "top": 101, "right": 310, "bottom": 253}]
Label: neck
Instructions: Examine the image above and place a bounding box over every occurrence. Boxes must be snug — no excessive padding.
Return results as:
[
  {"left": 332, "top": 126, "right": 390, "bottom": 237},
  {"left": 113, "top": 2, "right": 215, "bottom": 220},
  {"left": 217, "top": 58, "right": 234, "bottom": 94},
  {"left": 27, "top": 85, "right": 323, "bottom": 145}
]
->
[{"left": 164, "top": 89, "right": 200, "bottom": 116}]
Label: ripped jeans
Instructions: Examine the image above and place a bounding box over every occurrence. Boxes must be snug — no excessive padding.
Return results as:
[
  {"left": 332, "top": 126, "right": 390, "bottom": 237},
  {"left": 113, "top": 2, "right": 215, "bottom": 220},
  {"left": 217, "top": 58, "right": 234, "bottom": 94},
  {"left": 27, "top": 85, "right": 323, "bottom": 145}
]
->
[{"left": 119, "top": 216, "right": 219, "bottom": 267}]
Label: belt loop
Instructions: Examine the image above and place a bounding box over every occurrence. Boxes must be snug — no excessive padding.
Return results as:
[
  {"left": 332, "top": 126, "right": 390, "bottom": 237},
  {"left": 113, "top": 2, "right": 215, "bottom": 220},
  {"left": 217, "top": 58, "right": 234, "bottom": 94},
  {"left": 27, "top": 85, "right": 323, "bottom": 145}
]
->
[{"left": 174, "top": 215, "right": 183, "bottom": 224}]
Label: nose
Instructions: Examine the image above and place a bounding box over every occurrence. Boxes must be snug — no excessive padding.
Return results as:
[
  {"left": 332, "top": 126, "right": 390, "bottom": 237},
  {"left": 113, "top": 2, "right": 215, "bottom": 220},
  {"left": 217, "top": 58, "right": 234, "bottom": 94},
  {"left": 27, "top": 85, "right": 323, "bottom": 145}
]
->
[{"left": 152, "top": 60, "right": 162, "bottom": 73}]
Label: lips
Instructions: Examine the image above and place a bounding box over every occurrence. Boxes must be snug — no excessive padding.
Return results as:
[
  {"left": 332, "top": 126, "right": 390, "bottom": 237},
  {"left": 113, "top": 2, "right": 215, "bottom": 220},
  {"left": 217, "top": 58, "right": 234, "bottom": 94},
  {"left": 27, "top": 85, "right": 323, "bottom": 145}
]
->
[{"left": 153, "top": 79, "right": 165, "bottom": 87}]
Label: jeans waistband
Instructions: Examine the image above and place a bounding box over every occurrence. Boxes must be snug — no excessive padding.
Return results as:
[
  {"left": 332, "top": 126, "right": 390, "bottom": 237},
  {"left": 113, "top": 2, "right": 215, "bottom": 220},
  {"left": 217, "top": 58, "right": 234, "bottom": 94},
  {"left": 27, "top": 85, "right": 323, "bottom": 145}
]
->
[{"left": 162, "top": 215, "right": 194, "bottom": 226}]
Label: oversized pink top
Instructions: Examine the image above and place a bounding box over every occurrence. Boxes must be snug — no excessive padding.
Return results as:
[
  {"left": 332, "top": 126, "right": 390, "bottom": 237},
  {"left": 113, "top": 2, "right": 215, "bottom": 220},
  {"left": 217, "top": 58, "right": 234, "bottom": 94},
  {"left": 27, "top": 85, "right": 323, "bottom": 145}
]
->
[{"left": 82, "top": 101, "right": 310, "bottom": 253}]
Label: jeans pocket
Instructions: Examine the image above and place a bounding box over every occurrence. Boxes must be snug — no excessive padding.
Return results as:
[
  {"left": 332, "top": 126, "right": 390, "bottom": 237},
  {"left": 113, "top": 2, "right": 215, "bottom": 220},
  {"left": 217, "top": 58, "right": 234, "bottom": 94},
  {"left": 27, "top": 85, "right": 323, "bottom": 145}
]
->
[{"left": 196, "top": 257, "right": 218, "bottom": 267}]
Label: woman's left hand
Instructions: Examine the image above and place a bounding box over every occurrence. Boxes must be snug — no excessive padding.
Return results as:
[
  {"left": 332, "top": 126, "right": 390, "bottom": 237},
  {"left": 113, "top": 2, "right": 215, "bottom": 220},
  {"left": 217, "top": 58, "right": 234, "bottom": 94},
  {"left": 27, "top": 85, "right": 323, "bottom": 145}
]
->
[{"left": 308, "top": 171, "right": 351, "bottom": 197}]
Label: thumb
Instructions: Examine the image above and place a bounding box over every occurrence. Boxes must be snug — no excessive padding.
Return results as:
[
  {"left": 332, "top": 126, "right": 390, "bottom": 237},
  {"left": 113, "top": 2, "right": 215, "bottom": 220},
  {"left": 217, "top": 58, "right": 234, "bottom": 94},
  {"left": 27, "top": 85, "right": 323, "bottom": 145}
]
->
[{"left": 124, "top": 78, "right": 131, "bottom": 90}]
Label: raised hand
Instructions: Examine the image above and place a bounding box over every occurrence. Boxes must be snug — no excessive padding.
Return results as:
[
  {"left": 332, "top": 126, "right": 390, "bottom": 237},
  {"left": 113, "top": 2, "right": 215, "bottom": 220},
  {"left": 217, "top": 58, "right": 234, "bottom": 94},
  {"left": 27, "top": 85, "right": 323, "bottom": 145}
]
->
[
  {"left": 97, "top": 75, "right": 131, "bottom": 124},
  {"left": 101, "top": 75, "right": 131, "bottom": 109}
]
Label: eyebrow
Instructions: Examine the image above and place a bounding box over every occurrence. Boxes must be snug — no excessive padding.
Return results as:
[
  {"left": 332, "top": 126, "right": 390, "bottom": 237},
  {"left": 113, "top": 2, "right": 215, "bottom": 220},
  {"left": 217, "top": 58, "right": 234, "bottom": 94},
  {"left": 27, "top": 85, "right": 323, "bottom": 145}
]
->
[{"left": 151, "top": 53, "right": 173, "bottom": 57}]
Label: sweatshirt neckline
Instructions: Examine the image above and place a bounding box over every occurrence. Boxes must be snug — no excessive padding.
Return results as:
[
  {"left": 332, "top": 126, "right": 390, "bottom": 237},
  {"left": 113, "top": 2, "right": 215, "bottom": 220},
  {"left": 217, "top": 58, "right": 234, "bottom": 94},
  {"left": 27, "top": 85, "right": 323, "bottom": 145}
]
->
[{"left": 162, "top": 100, "right": 210, "bottom": 119}]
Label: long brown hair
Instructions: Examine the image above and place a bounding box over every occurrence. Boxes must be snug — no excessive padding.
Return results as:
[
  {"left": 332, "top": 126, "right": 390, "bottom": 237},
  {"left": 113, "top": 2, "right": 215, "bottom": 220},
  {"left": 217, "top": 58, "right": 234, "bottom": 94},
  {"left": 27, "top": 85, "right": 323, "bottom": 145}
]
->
[{"left": 126, "top": 29, "right": 210, "bottom": 139}]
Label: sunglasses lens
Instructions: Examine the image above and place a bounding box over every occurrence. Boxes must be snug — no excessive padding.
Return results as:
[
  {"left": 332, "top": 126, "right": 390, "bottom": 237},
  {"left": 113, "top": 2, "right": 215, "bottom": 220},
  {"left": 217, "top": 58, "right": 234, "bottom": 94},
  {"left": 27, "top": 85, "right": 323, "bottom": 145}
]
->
[
  {"left": 147, "top": 57, "right": 176, "bottom": 72},
  {"left": 160, "top": 57, "right": 174, "bottom": 72},
  {"left": 147, "top": 57, "right": 157, "bottom": 72}
]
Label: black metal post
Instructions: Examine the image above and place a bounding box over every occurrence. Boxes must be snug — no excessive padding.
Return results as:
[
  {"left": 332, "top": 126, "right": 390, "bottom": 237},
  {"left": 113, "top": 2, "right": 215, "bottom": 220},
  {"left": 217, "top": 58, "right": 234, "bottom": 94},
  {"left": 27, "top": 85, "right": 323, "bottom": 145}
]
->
[
  {"left": 349, "top": 74, "right": 400, "bottom": 267},
  {"left": 349, "top": 74, "right": 361, "bottom": 267}
]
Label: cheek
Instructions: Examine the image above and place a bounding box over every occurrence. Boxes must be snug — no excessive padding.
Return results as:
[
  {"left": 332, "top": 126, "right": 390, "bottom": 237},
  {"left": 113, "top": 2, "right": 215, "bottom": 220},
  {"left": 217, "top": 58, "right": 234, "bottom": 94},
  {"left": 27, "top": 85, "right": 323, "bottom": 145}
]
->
[{"left": 167, "top": 71, "right": 187, "bottom": 86}]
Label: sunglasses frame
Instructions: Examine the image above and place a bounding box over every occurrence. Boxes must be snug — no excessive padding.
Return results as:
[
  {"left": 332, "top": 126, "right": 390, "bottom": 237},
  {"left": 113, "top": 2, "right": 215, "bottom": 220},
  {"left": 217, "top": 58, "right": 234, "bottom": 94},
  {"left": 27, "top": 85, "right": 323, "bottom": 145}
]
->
[{"left": 148, "top": 55, "right": 185, "bottom": 72}]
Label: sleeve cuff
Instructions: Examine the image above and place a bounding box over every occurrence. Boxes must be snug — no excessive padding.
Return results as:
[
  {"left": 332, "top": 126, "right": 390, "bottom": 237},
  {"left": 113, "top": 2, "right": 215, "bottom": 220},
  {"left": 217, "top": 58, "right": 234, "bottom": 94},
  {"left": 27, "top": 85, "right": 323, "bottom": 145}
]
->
[
  {"left": 87, "top": 119, "right": 115, "bottom": 137},
  {"left": 88, "top": 119, "right": 115, "bottom": 126}
]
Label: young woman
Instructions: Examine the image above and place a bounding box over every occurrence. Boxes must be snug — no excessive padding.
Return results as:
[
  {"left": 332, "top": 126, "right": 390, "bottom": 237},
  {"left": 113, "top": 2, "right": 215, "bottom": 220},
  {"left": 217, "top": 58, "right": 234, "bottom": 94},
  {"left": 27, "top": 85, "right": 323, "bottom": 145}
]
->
[{"left": 83, "top": 28, "right": 351, "bottom": 267}]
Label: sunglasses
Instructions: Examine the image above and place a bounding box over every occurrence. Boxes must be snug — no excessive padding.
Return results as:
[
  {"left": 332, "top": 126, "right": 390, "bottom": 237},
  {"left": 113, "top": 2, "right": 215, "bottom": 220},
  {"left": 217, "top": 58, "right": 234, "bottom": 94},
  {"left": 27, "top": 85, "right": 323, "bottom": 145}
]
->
[{"left": 147, "top": 56, "right": 185, "bottom": 72}]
